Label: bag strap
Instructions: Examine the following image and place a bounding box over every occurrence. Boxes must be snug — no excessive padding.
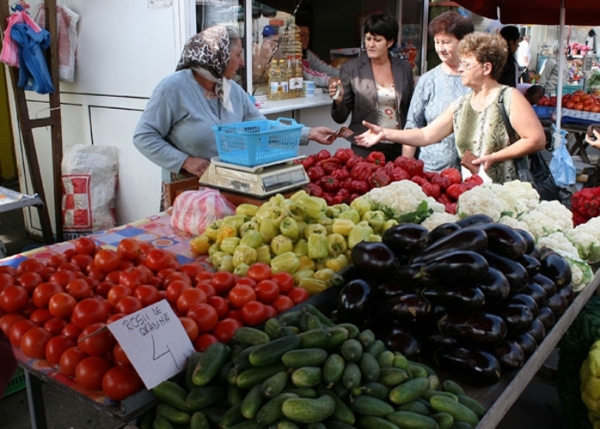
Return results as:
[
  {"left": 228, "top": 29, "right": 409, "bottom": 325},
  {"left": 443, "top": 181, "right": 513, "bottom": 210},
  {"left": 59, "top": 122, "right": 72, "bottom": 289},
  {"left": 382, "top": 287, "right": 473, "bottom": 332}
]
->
[{"left": 497, "top": 87, "right": 518, "bottom": 144}]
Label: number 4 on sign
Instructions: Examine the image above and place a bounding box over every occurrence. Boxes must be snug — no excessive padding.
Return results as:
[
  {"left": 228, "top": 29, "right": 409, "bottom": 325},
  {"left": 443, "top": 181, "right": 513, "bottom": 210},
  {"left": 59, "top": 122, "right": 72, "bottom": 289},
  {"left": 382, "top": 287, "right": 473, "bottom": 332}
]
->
[{"left": 107, "top": 299, "right": 195, "bottom": 389}]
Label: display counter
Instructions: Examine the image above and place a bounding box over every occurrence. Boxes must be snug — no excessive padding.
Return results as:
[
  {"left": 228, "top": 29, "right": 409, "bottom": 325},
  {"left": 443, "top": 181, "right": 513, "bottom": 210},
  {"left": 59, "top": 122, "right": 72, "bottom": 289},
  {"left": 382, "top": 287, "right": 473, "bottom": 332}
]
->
[
  {"left": 2, "top": 211, "right": 599, "bottom": 429},
  {"left": 258, "top": 91, "right": 333, "bottom": 116}
]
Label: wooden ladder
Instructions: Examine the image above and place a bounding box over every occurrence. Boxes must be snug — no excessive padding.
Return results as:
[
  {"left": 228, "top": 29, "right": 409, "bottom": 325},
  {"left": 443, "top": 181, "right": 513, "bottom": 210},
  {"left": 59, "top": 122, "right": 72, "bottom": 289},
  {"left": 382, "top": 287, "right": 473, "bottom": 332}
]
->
[{"left": 0, "top": 0, "right": 63, "bottom": 244}]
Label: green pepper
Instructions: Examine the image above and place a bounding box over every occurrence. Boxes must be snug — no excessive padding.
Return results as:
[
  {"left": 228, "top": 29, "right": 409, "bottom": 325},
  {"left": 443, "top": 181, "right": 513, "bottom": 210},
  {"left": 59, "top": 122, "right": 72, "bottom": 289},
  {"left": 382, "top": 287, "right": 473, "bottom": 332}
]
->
[
  {"left": 327, "top": 233, "right": 348, "bottom": 257},
  {"left": 232, "top": 244, "right": 257, "bottom": 267},
  {"left": 239, "top": 220, "right": 259, "bottom": 237},
  {"left": 222, "top": 214, "right": 249, "bottom": 232},
  {"left": 269, "top": 193, "right": 286, "bottom": 206},
  {"left": 240, "top": 229, "right": 263, "bottom": 248},
  {"left": 233, "top": 263, "right": 249, "bottom": 277},
  {"left": 298, "top": 278, "right": 328, "bottom": 295},
  {"left": 270, "top": 235, "right": 294, "bottom": 256},
  {"left": 304, "top": 224, "right": 327, "bottom": 239},
  {"left": 362, "top": 210, "right": 386, "bottom": 234},
  {"left": 293, "top": 239, "right": 308, "bottom": 257},
  {"left": 215, "top": 254, "right": 234, "bottom": 272},
  {"left": 308, "top": 233, "right": 328, "bottom": 259},
  {"left": 280, "top": 200, "right": 305, "bottom": 222},
  {"left": 298, "top": 255, "right": 316, "bottom": 271},
  {"left": 295, "top": 194, "right": 327, "bottom": 219},
  {"left": 332, "top": 219, "right": 356, "bottom": 236},
  {"left": 348, "top": 221, "right": 373, "bottom": 249},
  {"left": 190, "top": 234, "right": 210, "bottom": 255},
  {"left": 220, "top": 236, "right": 240, "bottom": 255},
  {"left": 216, "top": 224, "right": 238, "bottom": 243},
  {"left": 204, "top": 220, "right": 222, "bottom": 241},
  {"left": 259, "top": 219, "right": 279, "bottom": 244},
  {"left": 324, "top": 254, "right": 349, "bottom": 272},
  {"left": 255, "top": 203, "right": 282, "bottom": 225},
  {"left": 314, "top": 268, "right": 335, "bottom": 283},
  {"left": 293, "top": 269, "right": 315, "bottom": 284},
  {"left": 338, "top": 209, "right": 360, "bottom": 224},
  {"left": 236, "top": 203, "right": 258, "bottom": 217},
  {"left": 271, "top": 252, "right": 300, "bottom": 274},
  {"left": 207, "top": 243, "right": 220, "bottom": 258},
  {"left": 350, "top": 196, "right": 373, "bottom": 217},
  {"left": 280, "top": 217, "right": 300, "bottom": 241},
  {"left": 256, "top": 245, "right": 271, "bottom": 264},
  {"left": 382, "top": 219, "right": 399, "bottom": 232}
]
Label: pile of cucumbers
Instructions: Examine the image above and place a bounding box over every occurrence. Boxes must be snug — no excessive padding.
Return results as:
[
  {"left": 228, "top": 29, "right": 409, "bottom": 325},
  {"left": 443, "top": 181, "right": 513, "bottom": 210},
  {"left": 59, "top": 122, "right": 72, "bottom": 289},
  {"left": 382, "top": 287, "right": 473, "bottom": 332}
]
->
[{"left": 147, "top": 305, "right": 485, "bottom": 429}]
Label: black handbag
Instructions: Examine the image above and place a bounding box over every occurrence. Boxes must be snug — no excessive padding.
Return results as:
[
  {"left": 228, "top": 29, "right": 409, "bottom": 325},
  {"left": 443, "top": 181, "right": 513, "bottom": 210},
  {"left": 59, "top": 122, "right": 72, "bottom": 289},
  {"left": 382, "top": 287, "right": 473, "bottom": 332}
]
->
[{"left": 497, "top": 89, "right": 560, "bottom": 201}]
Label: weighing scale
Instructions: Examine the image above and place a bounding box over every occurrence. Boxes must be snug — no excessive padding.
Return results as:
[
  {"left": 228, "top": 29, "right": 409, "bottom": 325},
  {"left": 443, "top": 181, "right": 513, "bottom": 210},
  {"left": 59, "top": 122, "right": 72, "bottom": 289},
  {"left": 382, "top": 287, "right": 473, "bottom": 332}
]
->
[{"left": 199, "top": 156, "right": 309, "bottom": 198}]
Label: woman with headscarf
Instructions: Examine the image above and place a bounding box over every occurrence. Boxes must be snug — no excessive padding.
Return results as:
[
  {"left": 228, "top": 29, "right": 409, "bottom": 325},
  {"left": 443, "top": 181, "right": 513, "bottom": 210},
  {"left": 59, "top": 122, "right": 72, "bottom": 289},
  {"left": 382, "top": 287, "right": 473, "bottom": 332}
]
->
[
  {"left": 356, "top": 32, "right": 546, "bottom": 184},
  {"left": 134, "top": 25, "right": 335, "bottom": 209}
]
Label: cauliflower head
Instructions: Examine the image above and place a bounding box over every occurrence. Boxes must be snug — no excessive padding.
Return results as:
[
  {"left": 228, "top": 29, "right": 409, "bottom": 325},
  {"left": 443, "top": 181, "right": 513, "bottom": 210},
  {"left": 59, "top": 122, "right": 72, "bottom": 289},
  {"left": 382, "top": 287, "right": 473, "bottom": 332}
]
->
[{"left": 457, "top": 184, "right": 512, "bottom": 221}]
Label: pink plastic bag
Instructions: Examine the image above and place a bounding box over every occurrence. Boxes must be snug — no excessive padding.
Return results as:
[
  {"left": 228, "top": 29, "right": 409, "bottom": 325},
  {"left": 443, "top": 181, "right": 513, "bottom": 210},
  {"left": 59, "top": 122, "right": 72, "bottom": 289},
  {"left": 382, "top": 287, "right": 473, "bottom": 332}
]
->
[
  {"left": 0, "top": 10, "right": 42, "bottom": 67},
  {"left": 170, "top": 188, "right": 236, "bottom": 236}
]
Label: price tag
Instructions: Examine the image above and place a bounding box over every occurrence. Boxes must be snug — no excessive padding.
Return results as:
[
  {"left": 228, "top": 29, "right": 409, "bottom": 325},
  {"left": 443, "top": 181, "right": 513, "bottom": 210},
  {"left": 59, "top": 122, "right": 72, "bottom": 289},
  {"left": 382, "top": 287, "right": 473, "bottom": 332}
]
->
[{"left": 107, "top": 299, "right": 195, "bottom": 389}]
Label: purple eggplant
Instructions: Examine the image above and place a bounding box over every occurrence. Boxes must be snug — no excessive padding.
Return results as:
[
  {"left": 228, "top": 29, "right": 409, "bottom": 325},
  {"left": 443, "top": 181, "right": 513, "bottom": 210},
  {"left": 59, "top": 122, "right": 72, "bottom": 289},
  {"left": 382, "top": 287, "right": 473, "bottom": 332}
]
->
[
  {"left": 438, "top": 312, "right": 507, "bottom": 345},
  {"left": 532, "top": 273, "right": 557, "bottom": 297},
  {"left": 414, "top": 228, "right": 488, "bottom": 264},
  {"left": 546, "top": 292, "right": 568, "bottom": 318},
  {"left": 483, "top": 251, "right": 529, "bottom": 293},
  {"left": 477, "top": 267, "right": 511, "bottom": 307},
  {"left": 558, "top": 283, "right": 575, "bottom": 304},
  {"left": 539, "top": 248, "right": 572, "bottom": 288},
  {"left": 418, "top": 250, "right": 489, "bottom": 283},
  {"left": 515, "top": 228, "right": 536, "bottom": 254},
  {"left": 379, "top": 293, "right": 432, "bottom": 326},
  {"left": 508, "top": 294, "right": 540, "bottom": 318},
  {"left": 492, "top": 339, "right": 525, "bottom": 372},
  {"left": 474, "top": 223, "right": 528, "bottom": 259},
  {"left": 527, "top": 318, "right": 546, "bottom": 344},
  {"left": 434, "top": 346, "right": 502, "bottom": 386},
  {"left": 351, "top": 241, "right": 396, "bottom": 280},
  {"left": 422, "top": 284, "right": 486, "bottom": 311},
  {"left": 455, "top": 213, "right": 494, "bottom": 228},
  {"left": 337, "top": 279, "right": 375, "bottom": 329},
  {"left": 383, "top": 326, "right": 422, "bottom": 359},
  {"left": 537, "top": 307, "right": 556, "bottom": 330},
  {"left": 517, "top": 253, "right": 541, "bottom": 278},
  {"left": 508, "top": 332, "right": 537, "bottom": 358},
  {"left": 495, "top": 303, "right": 534, "bottom": 335},
  {"left": 521, "top": 281, "right": 548, "bottom": 308},
  {"left": 382, "top": 224, "right": 430, "bottom": 258},
  {"left": 429, "top": 222, "right": 461, "bottom": 242}
]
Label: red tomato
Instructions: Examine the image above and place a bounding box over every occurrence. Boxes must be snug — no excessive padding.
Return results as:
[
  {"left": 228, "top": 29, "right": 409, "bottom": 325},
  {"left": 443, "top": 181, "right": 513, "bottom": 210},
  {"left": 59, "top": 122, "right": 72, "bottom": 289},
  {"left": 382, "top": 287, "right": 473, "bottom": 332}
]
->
[
  {"left": 61, "top": 322, "right": 83, "bottom": 340},
  {"left": 287, "top": 287, "right": 310, "bottom": 305},
  {"left": 60, "top": 346, "right": 89, "bottom": 378},
  {"left": 17, "top": 258, "right": 46, "bottom": 275},
  {"left": 115, "top": 296, "right": 143, "bottom": 315},
  {"left": 164, "top": 271, "right": 192, "bottom": 286},
  {"left": 226, "top": 309, "right": 243, "bottom": 323},
  {"left": 211, "top": 271, "right": 236, "bottom": 295},
  {"left": 194, "top": 271, "right": 214, "bottom": 283},
  {"left": 271, "top": 272, "right": 294, "bottom": 293},
  {"left": 29, "top": 308, "right": 53, "bottom": 325},
  {"left": 0, "top": 272, "right": 14, "bottom": 291},
  {"left": 48, "top": 270, "right": 77, "bottom": 287},
  {"left": 0, "top": 284, "right": 29, "bottom": 313},
  {"left": 66, "top": 278, "right": 93, "bottom": 300},
  {"left": 145, "top": 248, "right": 173, "bottom": 272},
  {"left": 134, "top": 285, "right": 160, "bottom": 307},
  {"left": 264, "top": 305, "right": 277, "bottom": 319},
  {"left": 207, "top": 296, "right": 229, "bottom": 319},
  {"left": 105, "top": 270, "right": 123, "bottom": 285},
  {"left": 196, "top": 281, "right": 216, "bottom": 299},
  {"left": 176, "top": 288, "right": 207, "bottom": 314},
  {"left": 117, "top": 238, "right": 142, "bottom": 261},
  {"left": 212, "top": 318, "right": 242, "bottom": 344},
  {"left": 71, "top": 298, "right": 111, "bottom": 329},
  {"left": 17, "top": 271, "right": 43, "bottom": 293},
  {"left": 228, "top": 285, "right": 256, "bottom": 309},
  {"left": 46, "top": 254, "right": 68, "bottom": 269},
  {"left": 193, "top": 333, "right": 218, "bottom": 352},
  {"left": 254, "top": 280, "right": 280, "bottom": 304},
  {"left": 74, "top": 236, "right": 97, "bottom": 255},
  {"left": 78, "top": 323, "right": 115, "bottom": 356},
  {"left": 9, "top": 318, "right": 36, "bottom": 347},
  {"left": 0, "top": 313, "right": 25, "bottom": 336},
  {"left": 93, "top": 249, "right": 121, "bottom": 273},
  {"left": 165, "top": 280, "right": 192, "bottom": 304},
  {"left": 187, "top": 303, "right": 218, "bottom": 333},
  {"left": 75, "top": 355, "right": 112, "bottom": 391},
  {"left": 57, "top": 261, "right": 82, "bottom": 273},
  {"left": 102, "top": 365, "right": 143, "bottom": 401},
  {"left": 95, "top": 281, "right": 114, "bottom": 298},
  {"left": 48, "top": 292, "right": 77, "bottom": 319},
  {"left": 179, "top": 316, "right": 199, "bottom": 342},
  {"left": 44, "top": 317, "right": 68, "bottom": 336},
  {"left": 271, "top": 295, "right": 294, "bottom": 314},
  {"left": 235, "top": 277, "right": 257, "bottom": 288},
  {"left": 246, "top": 263, "right": 272, "bottom": 282},
  {"left": 0, "top": 266, "right": 17, "bottom": 277},
  {"left": 32, "top": 282, "right": 64, "bottom": 308},
  {"left": 179, "top": 263, "right": 206, "bottom": 279},
  {"left": 119, "top": 269, "right": 145, "bottom": 289},
  {"left": 70, "top": 253, "right": 94, "bottom": 271},
  {"left": 107, "top": 285, "right": 133, "bottom": 307},
  {"left": 113, "top": 343, "right": 131, "bottom": 366},
  {"left": 45, "top": 335, "right": 76, "bottom": 366},
  {"left": 240, "top": 301, "right": 267, "bottom": 326}
]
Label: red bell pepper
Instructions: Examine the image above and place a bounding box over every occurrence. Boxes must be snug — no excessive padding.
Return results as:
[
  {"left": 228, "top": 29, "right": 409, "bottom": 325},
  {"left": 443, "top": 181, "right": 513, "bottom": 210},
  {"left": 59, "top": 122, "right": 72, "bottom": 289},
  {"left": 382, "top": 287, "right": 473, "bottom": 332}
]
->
[
  {"left": 307, "top": 166, "right": 325, "bottom": 182},
  {"left": 465, "top": 174, "right": 483, "bottom": 185},
  {"left": 305, "top": 183, "right": 324, "bottom": 197},
  {"left": 352, "top": 180, "right": 370, "bottom": 194},
  {"left": 316, "top": 149, "right": 331, "bottom": 161},
  {"left": 302, "top": 154, "right": 317, "bottom": 170},
  {"left": 336, "top": 187, "right": 350, "bottom": 202},
  {"left": 332, "top": 168, "right": 350, "bottom": 181},
  {"left": 366, "top": 151, "right": 386, "bottom": 166},
  {"left": 345, "top": 155, "right": 363, "bottom": 169},
  {"left": 351, "top": 162, "right": 376, "bottom": 181},
  {"left": 321, "top": 158, "right": 342, "bottom": 174},
  {"left": 446, "top": 183, "right": 467, "bottom": 201},
  {"left": 430, "top": 174, "right": 451, "bottom": 191},
  {"left": 334, "top": 148, "right": 354, "bottom": 163},
  {"left": 319, "top": 176, "right": 341, "bottom": 193},
  {"left": 421, "top": 182, "right": 441, "bottom": 199},
  {"left": 405, "top": 158, "right": 425, "bottom": 177},
  {"left": 370, "top": 168, "right": 392, "bottom": 188},
  {"left": 440, "top": 167, "right": 462, "bottom": 184},
  {"left": 390, "top": 167, "right": 410, "bottom": 182}
]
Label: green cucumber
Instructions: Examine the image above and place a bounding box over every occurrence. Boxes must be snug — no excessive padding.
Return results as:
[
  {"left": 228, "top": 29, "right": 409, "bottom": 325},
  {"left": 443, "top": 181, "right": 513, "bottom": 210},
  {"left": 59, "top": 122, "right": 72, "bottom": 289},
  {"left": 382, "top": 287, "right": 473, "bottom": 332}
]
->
[
  {"left": 389, "top": 377, "right": 431, "bottom": 405},
  {"left": 228, "top": 419, "right": 265, "bottom": 429},
  {"left": 240, "top": 385, "right": 265, "bottom": 419},
  {"left": 301, "top": 304, "right": 335, "bottom": 327},
  {"left": 342, "top": 361, "right": 361, "bottom": 390},
  {"left": 430, "top": 395, "right": 479, "bottom": 426},
  {"left": 428, "top": 374, "right": 440, "bottom": 391},
  {"left": 340, "top": 338, "right": 363, "bottom": 362},
  {"left": 323, "top": 353, "right": 345, "bottom": 388},
  {"left": 189, "top": 412, "right": 210, "bottom": 429},
  {"left": 281, "top": 348, "right": 328, "bottom": 368},
  {"left": 234, "top": 327, "right": 271, "bottom": 345},
  {"left": 152, "top": 380, "right": 192, "bottom": 412},
  {"left": 232, "top": 345, "right": 260, "bottom": 371},
  {"left": 185, "top": 352, "right": 203, "bottom": 391},
  {"left": 256, "top": 393, "right": 299, "bottom": 425},
  {"left": 408, "top": 361, "right": 432, "bottom": 378},
  {"left": 431, "top": 412, "right": 454, "bottom": 429},
  {"left": 441, "top": 379, "right": 465, "bottom": 396},
  {"left": 228, "top": 384, "right": 245, "bottom": 407},
  {"left": 421, "top": 390, "right": 458, "bottom": 402},
  {"left": 456, "top": 394, "right": 486, "bottom": 418},
  {"left": 155, "top": 403, "right": 191, "bottom": 426},
  {"left": 278, "top": 310, "right": 303, "bottom": 327},
  {"left": 261, "top": 370, "right": 289, "bottom": 398},
  {"left": 358, "top": 329, "right": 376, "bottom": 348},
  {"left": 192, "top": 342, "right": 231, "bottom": 386},
  {"left": 350, "top": 394, "right": 395, "bottom": 417},
  {"left": 152, "top": 416, "right": 174, "bottom": 429},
  {"left": 452, "top": 422, "right": 474, "bottom": 429},
  {"left": 336, "top": 323, "right": 360, "bottom": 339},
  {"left": 378, "top": 367, "right": 409, "bottom": 387},
  {"left": 359, "top": 351, "right": 381, "bottom": 382},
  {"left": 249, "top": 335, "right": 301, "bottom": 366},
  {"left": 298, "top": 327, "right": 348, "bottom": 349},
  {"left": 377, "top": 350, "right": 395, "bottom": 368},
  {"left": 219, "top": 403, "right": 245, "bottom": 429},
  {"left": 277, "top": 420, "right": 301, "bottom": 429},
  {"left": 282, "top": 387, "right": 318, "bottom": 398},
  {"left": 281, "top": 395, "right": 336, "bottom": 424},
  {"left": 237, "top": 364, "right": 288, "bottom": 389},
  {"left": 399, "top": 400, "right": 430, "bottom": 416},
  {"left": 317, "top": 387, "right": 355, "bottom": 425},
  {"left": 360, "top": 381, "right": 390, "bottom": 401},
  {"left": 356, "top": 415, "right": 400, "bottom": 429},
  {"left": 386, "top": 410, "right": 439, "bottom": 429},
  {"left": 185, "top": 385, "right": 226, "bottom": 411},
  {"left": 300, "top": 312, "right": 323, "bottom": 331},
  {"left": 365, "top": 339, "right": 386, "bottom": 357},
  {"left": 264, "top": 317, "right": 284, "bottom": 338},
  {"left": 291, "top": 366, "right": 322, "bottom": 388}
]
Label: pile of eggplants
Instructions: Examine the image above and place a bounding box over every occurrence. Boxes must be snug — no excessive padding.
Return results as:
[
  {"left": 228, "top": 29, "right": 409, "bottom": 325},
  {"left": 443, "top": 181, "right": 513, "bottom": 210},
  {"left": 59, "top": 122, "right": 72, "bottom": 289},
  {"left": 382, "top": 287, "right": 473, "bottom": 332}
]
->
[{"left": 334, "top": 214, "right": 575, "bottom": 386}]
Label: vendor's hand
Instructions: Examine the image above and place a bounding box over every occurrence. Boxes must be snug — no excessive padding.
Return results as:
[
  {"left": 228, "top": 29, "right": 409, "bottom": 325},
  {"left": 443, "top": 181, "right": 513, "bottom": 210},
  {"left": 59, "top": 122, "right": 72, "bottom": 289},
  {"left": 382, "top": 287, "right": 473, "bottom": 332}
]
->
[
  {"left": 308, "top": 126, "right": 337, "bottom": 145},
  {"left": 182, "top": 156, "right": 210, "bottom": 178},
  {"left": 586, "top": 129, "right": 600, "bottom": 149},
  {"left": 471, "top": 153, "right": 497, "bottom": 172},
  {"left": 355, "top": 121, "right": 384, "bottom": 148},
  {"left": 328, "top": 77, "right": 343, "bottom": 103}
]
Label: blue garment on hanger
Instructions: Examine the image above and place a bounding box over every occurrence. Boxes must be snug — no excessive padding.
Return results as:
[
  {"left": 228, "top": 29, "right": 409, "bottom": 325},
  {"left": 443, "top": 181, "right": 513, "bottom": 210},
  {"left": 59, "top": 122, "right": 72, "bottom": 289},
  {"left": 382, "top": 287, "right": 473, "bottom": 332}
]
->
[{"left": 10, "top": 22, "right": 55, "bottom": 94}]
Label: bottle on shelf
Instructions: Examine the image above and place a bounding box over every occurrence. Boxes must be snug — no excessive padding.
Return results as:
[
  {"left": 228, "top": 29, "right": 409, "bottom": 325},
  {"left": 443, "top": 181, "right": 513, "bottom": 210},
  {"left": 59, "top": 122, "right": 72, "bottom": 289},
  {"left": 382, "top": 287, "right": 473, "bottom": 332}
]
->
[
  {"left": 292, "top": 55, "right": 304, "bottom": 98},
  {"left": 268, "top": 59, "right": 281, "bottom": 101},
  {"left": 280, "top": 59, "right": 289, "bottom": 99}
]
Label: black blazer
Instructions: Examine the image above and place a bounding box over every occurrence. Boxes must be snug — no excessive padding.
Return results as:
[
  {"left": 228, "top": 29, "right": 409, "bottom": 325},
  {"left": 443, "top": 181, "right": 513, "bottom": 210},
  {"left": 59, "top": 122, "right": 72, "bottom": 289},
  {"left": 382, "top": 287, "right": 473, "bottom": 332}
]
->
[{"left": 331, "top": 53, "right": 414, "bottom": 145}]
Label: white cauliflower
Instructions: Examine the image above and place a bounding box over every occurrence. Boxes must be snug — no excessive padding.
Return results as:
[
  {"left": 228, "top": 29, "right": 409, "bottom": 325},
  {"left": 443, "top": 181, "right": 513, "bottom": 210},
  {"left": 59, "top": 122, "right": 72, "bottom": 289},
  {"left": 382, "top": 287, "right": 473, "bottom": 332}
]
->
[
  {"left": 518, "top": 210, "right": 564, "bottom": 239},
  {"left": 457, "top": 184, "right": 512, "bottom": 221},
  {"left": 420, "top": 212, "right": 459, "bottom": 231},
  {"left": 536, "top": 231, "right": 580, "bottom": 259},
  {"left": 569, "top": 216, "right": 600, "bottom": 263},
  {"left": 534, "top": 200, "right": 574, "bottom": 232},
  {"left": 553, "top": 249, "right": 594, "bottom": 292},
  {"left": 366, "top": 180, "right": 444, "bottom": 222},
  {"left": 498, "top": 215, "right": 528, "bottom": 230},
  {"left": 500, "top": 180, "right": 541, "bottom": 214}
]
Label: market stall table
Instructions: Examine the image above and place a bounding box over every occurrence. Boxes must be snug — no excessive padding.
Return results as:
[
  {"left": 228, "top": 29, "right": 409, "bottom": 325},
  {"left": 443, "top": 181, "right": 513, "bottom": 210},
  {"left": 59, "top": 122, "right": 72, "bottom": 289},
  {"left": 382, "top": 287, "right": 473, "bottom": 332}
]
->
[{"left": 2, "top": 211, "right": 599, "bottom": 429}]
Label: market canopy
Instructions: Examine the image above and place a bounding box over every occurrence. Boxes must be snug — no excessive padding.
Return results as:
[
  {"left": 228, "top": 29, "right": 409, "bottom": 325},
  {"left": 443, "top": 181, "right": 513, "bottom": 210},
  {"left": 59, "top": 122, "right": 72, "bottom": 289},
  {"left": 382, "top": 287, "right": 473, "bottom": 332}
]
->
[{"left": 452, "top": 0, "right": 600, "bottom": 26}]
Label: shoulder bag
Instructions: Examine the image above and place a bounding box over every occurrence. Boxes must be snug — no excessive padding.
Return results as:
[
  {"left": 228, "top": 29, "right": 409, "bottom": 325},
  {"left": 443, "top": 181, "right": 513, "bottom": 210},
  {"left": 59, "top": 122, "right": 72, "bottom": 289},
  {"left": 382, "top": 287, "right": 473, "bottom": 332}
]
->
[{"left": 497, "top": 89, "right": 560, "bottom": 201}]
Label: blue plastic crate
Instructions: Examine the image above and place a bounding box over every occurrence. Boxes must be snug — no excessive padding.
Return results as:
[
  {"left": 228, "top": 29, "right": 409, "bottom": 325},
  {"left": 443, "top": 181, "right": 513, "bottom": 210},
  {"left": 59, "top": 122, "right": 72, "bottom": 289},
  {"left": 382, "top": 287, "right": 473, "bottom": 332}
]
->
[
  {"left": 533, "top": 105, "right": 555, "bottom": 119},
  {"left": 213, "top": 118, "right": 303, "bottom": 167}
]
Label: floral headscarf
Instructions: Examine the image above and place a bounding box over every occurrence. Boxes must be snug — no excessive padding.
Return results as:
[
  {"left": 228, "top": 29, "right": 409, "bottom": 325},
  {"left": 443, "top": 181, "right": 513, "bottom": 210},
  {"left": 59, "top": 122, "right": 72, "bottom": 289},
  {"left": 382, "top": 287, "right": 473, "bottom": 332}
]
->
[{"left": 176, "top": 26, "right": 234, "bottom": 112}]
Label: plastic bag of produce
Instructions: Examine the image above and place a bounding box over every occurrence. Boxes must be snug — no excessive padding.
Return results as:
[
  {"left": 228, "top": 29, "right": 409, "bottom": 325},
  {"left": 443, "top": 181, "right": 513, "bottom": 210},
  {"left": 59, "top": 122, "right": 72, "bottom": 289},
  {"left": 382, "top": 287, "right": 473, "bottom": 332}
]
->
[{"left": 170, "top": 188, "right": 235, "bottom": 236}]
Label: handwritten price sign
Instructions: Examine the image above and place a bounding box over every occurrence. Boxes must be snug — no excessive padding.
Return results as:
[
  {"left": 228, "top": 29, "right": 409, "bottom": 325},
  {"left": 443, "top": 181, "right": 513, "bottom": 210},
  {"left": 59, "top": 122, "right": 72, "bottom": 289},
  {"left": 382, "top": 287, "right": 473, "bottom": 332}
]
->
[{"left": 108, "top": 299, "right": 195, "bottom": 389}]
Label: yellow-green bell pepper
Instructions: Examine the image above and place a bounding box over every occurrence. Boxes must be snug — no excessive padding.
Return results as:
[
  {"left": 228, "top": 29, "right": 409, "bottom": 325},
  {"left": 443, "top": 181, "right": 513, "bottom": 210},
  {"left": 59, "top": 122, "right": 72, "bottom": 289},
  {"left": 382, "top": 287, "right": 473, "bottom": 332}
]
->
[
  {"left": 280, "top": 217, "right": 300, "bottom": 241},
  {"left": 190, "top": 234, "right": 210, "bottom": 255},
  {"left": 219, "top": 236, "right": 240, "bottom": 255},
  {"left": 270, "top": 235, "right": 294, "bottom": 256},
  {"left": 304, "top": 224, "right": 327, "bottom": 239},
  {"left": 259, "top": 219, "right": 278, "bottom": 244},
  {"left": 362, "top": 210, "right": 386, "bottom": 234},
  {"left": 235, "top": 203, "right": 258, "bottom": 217},
  {"left": 270, "top": 252, "right": 300, "bottom": 274},
  {"left": 240, "top": 229, "right": 263, "bottom": 248},
  {"left": 338, "top": 209, "right": 360, "bottom": 224},
  {"left": 327, "top": 233, "right": 348, "bottom": 257},
  {"left": 293, "top": 239, "right": 308, "bottom": 257},
  {"left": 348, "top": 221, "right": 373, "bottom": 249},
  {"left": 307, "top": 233, "right": 328, "bottom": 259},
  {"left": 256, "top": 244, "right": 271, "bottom": 264}
]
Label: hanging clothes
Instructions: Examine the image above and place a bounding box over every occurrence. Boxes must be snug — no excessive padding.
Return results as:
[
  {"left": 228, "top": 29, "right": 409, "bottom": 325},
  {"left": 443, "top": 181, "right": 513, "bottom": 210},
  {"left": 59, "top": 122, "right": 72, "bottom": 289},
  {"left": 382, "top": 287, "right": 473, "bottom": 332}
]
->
[
  {"left": 34, "top": 2, "right": 79, "bottom": 82},
  {"left": 0, "top": 5, "right": 42, "bottom": 67},
  {"left": 10, "top": 22, "right": 55, "bottom": 94}
]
